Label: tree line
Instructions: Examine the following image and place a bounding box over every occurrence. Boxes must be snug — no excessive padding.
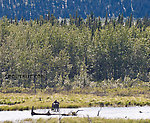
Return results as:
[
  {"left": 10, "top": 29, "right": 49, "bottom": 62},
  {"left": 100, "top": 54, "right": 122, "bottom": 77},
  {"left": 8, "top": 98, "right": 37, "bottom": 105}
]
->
[{"left": 0, "top": 13, "right": 150, "bottom": 91}]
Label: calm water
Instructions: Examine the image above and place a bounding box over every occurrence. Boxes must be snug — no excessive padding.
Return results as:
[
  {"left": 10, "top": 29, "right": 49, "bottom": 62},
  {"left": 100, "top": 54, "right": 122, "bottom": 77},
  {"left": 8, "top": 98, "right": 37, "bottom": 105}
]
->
[{"left": 0, "top": 106, "right": 150, "bottom": 121}]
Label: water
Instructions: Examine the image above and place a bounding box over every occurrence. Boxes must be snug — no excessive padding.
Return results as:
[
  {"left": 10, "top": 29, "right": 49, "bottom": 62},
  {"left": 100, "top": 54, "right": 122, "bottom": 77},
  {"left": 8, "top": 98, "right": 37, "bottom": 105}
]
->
[{"left": 0, "top": 106, "right": 150, "bottom": 121}]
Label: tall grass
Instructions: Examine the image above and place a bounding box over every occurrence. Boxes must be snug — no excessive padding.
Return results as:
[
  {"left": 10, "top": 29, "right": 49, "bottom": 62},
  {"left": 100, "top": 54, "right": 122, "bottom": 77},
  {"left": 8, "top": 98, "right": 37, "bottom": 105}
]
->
[
  {"left": 0, "top": 92, "right": 150, "bottom": 111},
  {"left": 0, "top": 82, "right": 150, "bottom": 111},
  {"left": 3, "top": 118, "right": 150, "bottom": 123}
]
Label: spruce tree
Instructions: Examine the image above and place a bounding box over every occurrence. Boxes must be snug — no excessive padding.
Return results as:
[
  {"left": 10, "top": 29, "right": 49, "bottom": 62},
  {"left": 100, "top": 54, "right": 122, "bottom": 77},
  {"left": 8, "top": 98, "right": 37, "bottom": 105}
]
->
[
  {"left": 75, "top": 11, "right": 78, "bottom": 26},
  {"left": 64, "top": 17, "right": 67, "bottom": 25},
  {"left": 50, "top": 14, "right": 55, "bottom": 26},
  {"left": 129, "top": 13, "right": 133, "bottom": 28},
  {"left": 120, "top": 13, "right": 124, "bottom": 25},
  {"left": 15, "top": 16, "right": 18, "bottom": 25},
  {"left": 69, "top": 14, "right": 73, "bottom": 25},
  {"left": 98, "top": 16, "right": 101, "bottom": 31},
  {"left": 117, "top": 14, "right": 121, "bottom": 24},
  {"left": 105, "top": 12, "right": 108, "bottom": 26}
]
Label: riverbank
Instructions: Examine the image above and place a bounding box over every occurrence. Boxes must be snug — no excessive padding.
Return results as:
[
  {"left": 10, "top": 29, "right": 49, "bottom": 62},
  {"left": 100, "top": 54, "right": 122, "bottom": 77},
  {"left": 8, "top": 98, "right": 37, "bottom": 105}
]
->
[
  {"left": 2, "top": 117, "right": 150, "bottom": 123},
  {"left": 20, "top": 118, "right": 150, "bottom": 123},
  {"left": 0, "top": 91, "right": 150, "bottom": 111}
]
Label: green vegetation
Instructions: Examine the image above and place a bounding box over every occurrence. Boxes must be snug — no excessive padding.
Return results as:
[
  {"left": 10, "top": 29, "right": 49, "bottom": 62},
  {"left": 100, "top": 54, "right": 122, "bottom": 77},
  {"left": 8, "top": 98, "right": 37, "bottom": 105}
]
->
[
  {"left": 0, "top": 14, "right": 149, "bottom": 92},
  {"left": 0, "top": 13, "right": 150, "bottom": 113},
  {"left": 2, "top": 117, "right": 150, "bottom": 123},
  {"left": 0, "top": 13, "right": 150, "bottom": 110},
  {"left": 0, "top": 12, "right": 149, "bottom": 123},
  {"left": 0, "top": 87, "right": 150, "bottom": 111}
]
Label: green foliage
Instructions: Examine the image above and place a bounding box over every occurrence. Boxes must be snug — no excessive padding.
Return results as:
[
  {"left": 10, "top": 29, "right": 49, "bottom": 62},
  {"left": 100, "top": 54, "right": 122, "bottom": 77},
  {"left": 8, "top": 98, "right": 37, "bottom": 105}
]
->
[{"left": 0, "top": 15, "right": 149, "bottom": 91}]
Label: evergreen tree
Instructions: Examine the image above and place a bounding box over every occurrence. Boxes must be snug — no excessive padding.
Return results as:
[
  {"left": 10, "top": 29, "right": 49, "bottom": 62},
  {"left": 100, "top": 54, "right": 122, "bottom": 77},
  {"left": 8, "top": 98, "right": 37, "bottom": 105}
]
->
[
  {"left": 48, "top": 11, "right": 50, "bottom": 21},
  {"left": 143, "top": 14, "right": 149, "bottom": 27},
  {"left": 129, "top": 13, "right": 133, "bottom": 28},
  {"left": 125, "top": 17, "right": 129, "bottom": 27},
  {"left": 120, "top": 13, "right": 124, "bottom": 25},
  {"left": 86, "top": 15, "right": 91, "bottom": 28},
  {"left": 50, "top": 14, "right": 55, "bottom": 26},
  {"left": 117, "top": 14, "right": 121, "bottom": 24},
  {"left": 113, "top": 20, "right": 116, "bottom": 29},
  {"left": 105, "top": 12, "right": 108, "bottom": 26},
  {"left": 75, "top": 11, "right": 78, "bottom": 26},
  {"left": 90, "top": 11, "right": 94, "bottom": 24},
  {"left": 69, "top": 14, "right": 73, "bottom": 25},
  {"left": 39, "top": 15, "right": 44, "bottom": 26},
  {"left": 15, "top": 16, "right": 18, "bottom": 25},
  {"left": 64, "top": 17, "right": 67, "bottom": 25},
  {"left": 98, "top": 16, "right": 101, "bottom": 31}
]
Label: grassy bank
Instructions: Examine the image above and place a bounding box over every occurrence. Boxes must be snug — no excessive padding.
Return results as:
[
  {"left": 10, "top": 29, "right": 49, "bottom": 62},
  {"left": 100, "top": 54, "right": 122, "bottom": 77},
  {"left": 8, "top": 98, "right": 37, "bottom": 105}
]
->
[
  {"left": 0, "top": 89, "right": 150, "bottom": 111},
  {"left": 0, "top": 82, "right": 150, "bottom": 111},
  {"left": 2, "top": 117, "right": 150, "bottom": 123}
]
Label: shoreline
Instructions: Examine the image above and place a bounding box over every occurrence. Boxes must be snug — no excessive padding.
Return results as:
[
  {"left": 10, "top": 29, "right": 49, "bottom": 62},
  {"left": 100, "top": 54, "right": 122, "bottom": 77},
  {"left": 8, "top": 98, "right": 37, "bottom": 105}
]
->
[{"left": 0, "top": 92, "right": 150, "bottom": 111}]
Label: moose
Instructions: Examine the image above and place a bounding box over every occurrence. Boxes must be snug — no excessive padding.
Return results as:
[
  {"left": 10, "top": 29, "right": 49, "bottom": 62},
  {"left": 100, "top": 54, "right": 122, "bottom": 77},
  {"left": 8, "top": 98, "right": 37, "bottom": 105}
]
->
[{"left": 52, "top": 100, "right": 59, "bottom": 112}]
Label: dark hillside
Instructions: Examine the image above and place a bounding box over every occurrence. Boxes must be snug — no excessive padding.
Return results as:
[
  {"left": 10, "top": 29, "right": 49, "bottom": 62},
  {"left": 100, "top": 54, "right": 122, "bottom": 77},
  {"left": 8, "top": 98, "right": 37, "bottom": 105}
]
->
[{"left": 0, "top": 0, "right": 150, "bottom": 19}]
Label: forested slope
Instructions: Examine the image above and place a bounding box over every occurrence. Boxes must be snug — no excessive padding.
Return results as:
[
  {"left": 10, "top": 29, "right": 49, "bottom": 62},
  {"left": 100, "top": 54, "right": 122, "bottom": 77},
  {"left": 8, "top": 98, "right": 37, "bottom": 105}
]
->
[{"left": 0, "top": 15, "right": 150, "bottom": 90}]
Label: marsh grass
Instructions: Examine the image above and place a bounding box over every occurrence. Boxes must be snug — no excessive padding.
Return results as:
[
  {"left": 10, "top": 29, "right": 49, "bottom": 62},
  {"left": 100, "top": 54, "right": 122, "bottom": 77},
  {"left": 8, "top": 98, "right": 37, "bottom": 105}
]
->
[
  {"left": 0, "top": 85, "right": 150, "bottom": 111},
  {"left": 3, "top": 118, "right": 150, "bottom": 123},
  {"left": 0, "top": 92, "right": 150, "bottom": 111}
]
